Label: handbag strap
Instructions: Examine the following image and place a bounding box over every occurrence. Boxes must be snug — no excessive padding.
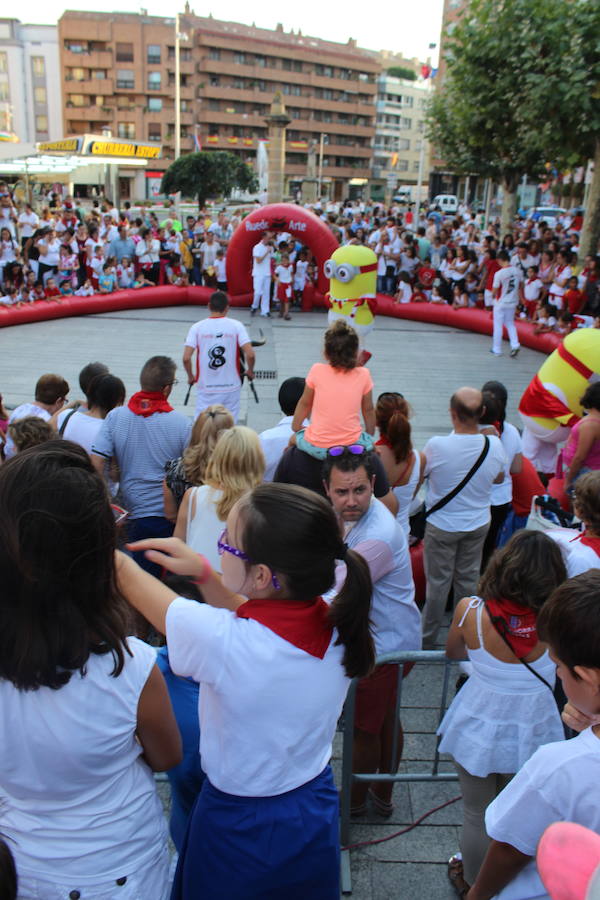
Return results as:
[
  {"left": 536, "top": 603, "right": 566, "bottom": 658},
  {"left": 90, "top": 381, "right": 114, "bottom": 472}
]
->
[
  {"left": 482, "top": 601, "right": 554, "bottom": 692},
  {"left": 58, "top": 407, "right": 78, "bottom": 437},
  {"left": 425, "top": 435, "right": 490, "bottom": 519}
]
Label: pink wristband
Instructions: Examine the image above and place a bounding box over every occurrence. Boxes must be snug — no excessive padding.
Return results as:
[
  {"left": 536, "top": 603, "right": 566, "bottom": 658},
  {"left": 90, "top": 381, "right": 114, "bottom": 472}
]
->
[{"left": 194, "top": 555, "right": 212, "bottom": 585}]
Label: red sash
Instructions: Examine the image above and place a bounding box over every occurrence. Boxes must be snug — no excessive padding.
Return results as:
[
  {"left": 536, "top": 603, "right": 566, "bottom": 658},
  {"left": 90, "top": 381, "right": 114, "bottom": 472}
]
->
[
  {"left": 519, "top": 374, "right": 579, "bottom": 426},
  {"left": 236, "top": 597, "right": 333, "bottom": 659},
  {"left": 127, "top": 391, "right": 173, "bottom": 417}
]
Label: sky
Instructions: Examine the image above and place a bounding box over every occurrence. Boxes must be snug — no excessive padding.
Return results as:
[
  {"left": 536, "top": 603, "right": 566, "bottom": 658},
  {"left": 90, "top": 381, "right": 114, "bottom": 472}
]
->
[{"left": 16, "top": 0, "right": 444, "bottom": 64}]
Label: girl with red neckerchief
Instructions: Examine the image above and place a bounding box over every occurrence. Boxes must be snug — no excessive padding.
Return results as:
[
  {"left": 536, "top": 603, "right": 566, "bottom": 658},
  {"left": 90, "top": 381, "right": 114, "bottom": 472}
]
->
[{"left": 121, "top": 482, "right": 375, "bottom": 900}]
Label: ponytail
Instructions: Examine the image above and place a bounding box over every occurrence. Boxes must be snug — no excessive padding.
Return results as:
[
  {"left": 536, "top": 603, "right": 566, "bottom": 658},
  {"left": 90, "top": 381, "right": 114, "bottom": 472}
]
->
[
  {"left": 328, "top": 549, "right": 375, "bottom": 678},
  {"left": 386, "top": 411, "right": 412, "bottom": 463}
]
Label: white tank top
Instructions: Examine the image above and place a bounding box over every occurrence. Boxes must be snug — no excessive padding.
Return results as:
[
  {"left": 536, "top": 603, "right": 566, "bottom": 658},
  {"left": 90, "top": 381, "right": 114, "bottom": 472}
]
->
[
  {"left": 186, "top": 485, "right": 224, "bottom": 571},
  {"left": 392, "top": 449, "right": 421, "bottom": 538}
]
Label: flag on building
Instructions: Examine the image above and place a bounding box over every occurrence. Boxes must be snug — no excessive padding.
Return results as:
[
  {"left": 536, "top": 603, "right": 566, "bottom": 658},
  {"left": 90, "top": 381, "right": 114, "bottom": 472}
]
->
[{"left": 193, "top": 126, "right": 201, "bottom": 152}]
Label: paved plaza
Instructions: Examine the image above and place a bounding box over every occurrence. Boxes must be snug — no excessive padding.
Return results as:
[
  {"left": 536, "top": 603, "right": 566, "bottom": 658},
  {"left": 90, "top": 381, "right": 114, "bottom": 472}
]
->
[{"left": 0, "top": 306, "right": 545, "bottom": 899}]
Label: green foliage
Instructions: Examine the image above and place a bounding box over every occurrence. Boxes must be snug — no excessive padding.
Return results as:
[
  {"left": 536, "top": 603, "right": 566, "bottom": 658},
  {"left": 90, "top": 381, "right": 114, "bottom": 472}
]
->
[
  {"left": 161, "top": 151, "right": 257, "bottom": 207},
  {"left": 386, "top": 66, "right": 417, "bottom": 81}
]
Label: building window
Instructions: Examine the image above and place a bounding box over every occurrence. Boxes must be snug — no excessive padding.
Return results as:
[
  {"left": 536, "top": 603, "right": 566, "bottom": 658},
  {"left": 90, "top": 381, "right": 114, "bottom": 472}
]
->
[
  {"left": 234, "top": 52, "right": 247, "bottom": 64},
  {"left": 67, "top": 67, "right": 85, "bottom": 81},
  {"left": 116, "top": 43, "right": 134, "bottom": 62},
  {"left": 34, "top": 86, "right": 47, "bottom": 104},
  {"left": 209, "top": 48, "right": 220, "bottom": 60},
  {"left": 147, "top": 71, "right": 162, "bottom": 90},
  {"left": 180, "top": 99, "right": 190, "bottom": 111},
  {"left": 68, "top": 94, "right": 86, "bottom": 107},
  {"left": 315, "top": 64, "right": 334, "bottom": 77},
  {"left": 209, "top": 99, "right": 220, "bottom": 110},
  {"left": 116, "top": 69, "right": 134, "bottom": 89},
  {"left": 148, "top": 97, "right": 162, "bottom": 111},
  {"left": 95, "top": 95, "right": 104, "bottom": 106},
  {"left": 413, "top": 160, "right": 420, "bottom": 171},
  {"left": 282, "top": 83, "right": 301, "bottom": 96},
  {"left": 35, "top": 114, "right": 48, "bottom": 132},
  {"left": 147, "top": 44, "right": 161, "bottom": 64},
  {"left": 0, "top": 52, "right": 7, "bottom": 73},
  {"left": 400, "top": 117, "right": 412, "bottom": 129},
  {"left": 282, "top": 59, "right": 292, "bottom": 71},
  {"left": 91, "top": 69, "right": 106, "bottom": 79},
  {"left": 397, "top": 138, "right": 410, "bottom": 150},
  {"left": 0, "top": 82, "right": 9, "bottom": 102},
  {"left": 31, "top": 56, "right": 45, "bottom": 76},
  {"left": 397, "top": 159, "right": 408, "bottom": 171},
  {"left": 117, "top": 122, "right": 135, "bottom": 139},
  {"left": 148, "top": 123, "right": 161, "bottom": 141},
  {"left": 65, "top": 41, "right": 87, "bottom": 53},
  {"left": 255, "top": 55, "right": 266, "bottom": 67}
]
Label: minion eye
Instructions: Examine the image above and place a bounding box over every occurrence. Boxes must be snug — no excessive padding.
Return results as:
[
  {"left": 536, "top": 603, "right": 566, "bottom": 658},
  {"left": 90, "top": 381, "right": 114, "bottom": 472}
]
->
[
  {"left": 336, "top": 264, "right": 355, "bottom": 283},
  {"left": 323, "top": 260, "right": 336, "bottom": 279}
]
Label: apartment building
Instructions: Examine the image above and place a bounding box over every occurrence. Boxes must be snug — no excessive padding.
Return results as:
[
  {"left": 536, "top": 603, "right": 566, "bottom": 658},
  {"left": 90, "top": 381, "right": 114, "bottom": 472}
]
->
[
  {"left": 371, "top": 72, "right": 432, "bottom": 201},
  {"left": 58, "top": 10, "right": 379, "bottom": 201},
  {"left": 0, "top": 19, "right": 62, "bottom": 157}
]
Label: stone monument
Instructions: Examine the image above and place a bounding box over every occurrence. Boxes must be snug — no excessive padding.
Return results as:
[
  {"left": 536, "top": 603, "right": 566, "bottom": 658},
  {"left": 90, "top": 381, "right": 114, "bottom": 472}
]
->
[
  {"left": 264, "top": 92, "right": 291, "bottom": 204},
  {"left": 302, "top": 138, "right": 319, "bottom": 204}
]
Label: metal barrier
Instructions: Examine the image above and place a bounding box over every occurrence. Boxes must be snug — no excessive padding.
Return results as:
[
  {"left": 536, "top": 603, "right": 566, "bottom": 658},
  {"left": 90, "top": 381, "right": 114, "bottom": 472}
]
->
[{"left": 339, "top": 650, "right": 459, "bottom": 894}]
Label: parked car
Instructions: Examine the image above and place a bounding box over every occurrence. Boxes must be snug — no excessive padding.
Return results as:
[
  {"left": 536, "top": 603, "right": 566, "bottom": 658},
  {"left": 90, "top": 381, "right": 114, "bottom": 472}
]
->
[
  {"left": 526, "top": 206, "right": 566, "bottom": 228},
  {"left": 431, "top": 194, "right": 459, "bottom": 214}
]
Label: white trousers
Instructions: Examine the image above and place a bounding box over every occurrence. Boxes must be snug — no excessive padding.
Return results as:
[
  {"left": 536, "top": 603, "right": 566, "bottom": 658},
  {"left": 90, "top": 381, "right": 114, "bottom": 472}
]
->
[
  {"left": 195, "top": 389, "right": 241, "bottom": 423},
  {"left": 492, "top": 303, "right": 519, "bottom": 354},
  {"left": 252, "top": 274, "right": 271, "bottom": 315}
]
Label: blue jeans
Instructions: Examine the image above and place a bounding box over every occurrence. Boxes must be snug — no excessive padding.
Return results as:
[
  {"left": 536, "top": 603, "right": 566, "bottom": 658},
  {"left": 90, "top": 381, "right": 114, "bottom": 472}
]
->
[{"left": 126, "top": 516, "right": 174, "bottom": 577}]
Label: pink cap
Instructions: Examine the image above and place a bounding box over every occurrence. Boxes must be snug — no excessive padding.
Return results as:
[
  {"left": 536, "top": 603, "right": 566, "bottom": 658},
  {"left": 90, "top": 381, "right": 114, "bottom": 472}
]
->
[{"left": 537, "top": 822, "right": 600, "bottom": 900}]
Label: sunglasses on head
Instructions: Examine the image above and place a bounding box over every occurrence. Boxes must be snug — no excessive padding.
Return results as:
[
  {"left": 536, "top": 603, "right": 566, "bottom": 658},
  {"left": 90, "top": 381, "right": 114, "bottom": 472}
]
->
[{"left": 327, "top": 444, "right": 366, "bottom": 457}]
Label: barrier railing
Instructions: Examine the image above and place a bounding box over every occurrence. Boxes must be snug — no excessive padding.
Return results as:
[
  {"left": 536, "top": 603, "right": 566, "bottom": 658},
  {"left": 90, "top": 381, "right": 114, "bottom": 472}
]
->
[{"left": 339, "top": 650, "right": 459, "bottom": 894}]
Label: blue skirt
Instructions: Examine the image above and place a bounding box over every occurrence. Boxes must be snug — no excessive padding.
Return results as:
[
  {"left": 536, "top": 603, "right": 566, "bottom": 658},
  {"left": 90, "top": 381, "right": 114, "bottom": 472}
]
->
[{"left": 170, "top": 765, "right": 340, "bottom": 900}]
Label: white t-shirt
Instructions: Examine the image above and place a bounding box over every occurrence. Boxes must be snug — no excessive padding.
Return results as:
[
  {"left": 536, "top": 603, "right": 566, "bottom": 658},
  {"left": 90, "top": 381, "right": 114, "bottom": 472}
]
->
[
  {"left": 397, "top": 281, "right": 412, "bottom": 304},
  {"left": 215, "top": 257, "right": 227, "bottom": 281},
  {"left": 493, "top": 265, "right": 522, "bottom": 307},
  {"left": 550, "top": 264, "right": 572, "bottom": 298},
  {"left": 486, "top": 728, "right": 600, "bottom": 900},
  {"left": 5, "top": 402, "right": 52, "bottom": 459},
  {"left": 165, "top": 597, "right": 349, "bottom": 796},
  {"left": 424, "top": 432, "right": 506, "bottom": 531},
  {"left": 549, "top": 530, "right": 600, "bottom": 578},
  {"left": 18, "top": 210, "right": 39, "bottom": 238},
  {"left": 185, "top": 315, "right": 250, "bottom": 394},
  {"left": 200, "top": 241, "right": 219, "bottom": 268},
  {"left": 57, "top": 409, "right": 104, "bottom": 455},
  {"left": 490, "top": 422, "right": 522, "bottom": 506},
  {"left": 0, "top": 637, "right": 167, "bottom": 883},
  {"left": 523, "top": 277, "right": 543, "bottom": 301},
  {"left": 275, "top": 263, "right": 292, "bottom": 284},
  {"left": 259, "top": 415, "right": 295, "bottom": 481},
  {"left": 252, "top": 241, "right": 272, "bottom": 277}
]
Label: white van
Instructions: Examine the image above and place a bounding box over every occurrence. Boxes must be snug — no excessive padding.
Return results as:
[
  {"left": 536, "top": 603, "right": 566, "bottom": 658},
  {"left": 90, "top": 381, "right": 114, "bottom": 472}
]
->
[{"left": 431, "top": 194, "right": 459, "bottom": 214}]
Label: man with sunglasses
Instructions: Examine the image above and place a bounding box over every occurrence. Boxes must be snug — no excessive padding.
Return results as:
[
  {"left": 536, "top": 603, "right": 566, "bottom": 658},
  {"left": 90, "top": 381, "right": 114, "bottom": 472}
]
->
[
  {"left": 323, "top": 448, "right": 420, "bottom": 816},
  {"left": 274, "top": 441, "right": 398, "bottom": 516}
]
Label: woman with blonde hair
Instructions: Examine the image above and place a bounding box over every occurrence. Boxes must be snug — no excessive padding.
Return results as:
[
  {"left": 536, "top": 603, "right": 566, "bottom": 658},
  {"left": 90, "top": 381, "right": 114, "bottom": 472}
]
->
[
  {"left": 174, "top": 425, "right": 265, "bottom": 569},
  {"left": 163, "top": 404, "right": 234, "bottom": 521}
]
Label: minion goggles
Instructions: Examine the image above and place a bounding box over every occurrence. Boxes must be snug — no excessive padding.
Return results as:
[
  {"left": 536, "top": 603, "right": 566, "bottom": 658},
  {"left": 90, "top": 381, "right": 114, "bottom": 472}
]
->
[{"left": 324, "top": 259, "right": 378, "bottom": 283}]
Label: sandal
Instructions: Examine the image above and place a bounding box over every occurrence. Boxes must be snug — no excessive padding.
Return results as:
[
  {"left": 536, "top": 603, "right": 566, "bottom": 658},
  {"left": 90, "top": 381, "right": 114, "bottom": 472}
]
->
[
  {"left": 368, "top": 788, "right": 394, "bottom": 818},
  {"left": 284, "top": 314, "right": 291, "bottom": 320},
  {"left": 448, "top": 853, "right": 470, "bottom": 898},
  {"left": 349, "top": 802, "right": 367, "bottom": 817}
]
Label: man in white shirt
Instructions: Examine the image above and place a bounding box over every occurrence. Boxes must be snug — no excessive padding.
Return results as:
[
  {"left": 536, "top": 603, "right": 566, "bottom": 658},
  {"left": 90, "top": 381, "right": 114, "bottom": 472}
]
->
[
  {"left": 251, "top": 232, "right": 274, "bottom": 317},
  {"left": 183, "top": 290, "right": 255, "bottom": 422},
  {"left": 491, "top": 250, "right": 523, "bottom": 357},
  {"left": 5, "top": 373, "right": 69, "bottom": 459},
  {"left": 324, "top": 449, "right": 421, "bottom": 815},
  {"left": 422, "top": 388, "right": 506, "bottom": 648},
  {"left": 259, "top": 377, "right": 305, "bottom": 480}
]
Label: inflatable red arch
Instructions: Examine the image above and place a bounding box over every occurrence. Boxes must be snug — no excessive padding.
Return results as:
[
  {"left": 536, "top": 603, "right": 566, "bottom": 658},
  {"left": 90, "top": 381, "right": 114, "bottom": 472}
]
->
[{"left": 226, "top": 202, "right": 338, "bottom": 301}]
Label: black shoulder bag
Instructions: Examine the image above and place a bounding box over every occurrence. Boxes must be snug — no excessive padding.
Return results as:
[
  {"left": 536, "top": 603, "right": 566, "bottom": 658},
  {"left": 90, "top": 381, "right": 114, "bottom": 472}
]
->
[{"left": 425, "top": 435, "right": 490, "bottom": 520}]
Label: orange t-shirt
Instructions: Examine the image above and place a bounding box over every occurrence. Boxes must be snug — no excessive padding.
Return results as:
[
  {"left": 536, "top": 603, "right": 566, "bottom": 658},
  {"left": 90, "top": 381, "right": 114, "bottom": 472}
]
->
[{"left": 304, "top": 362, "right": 373, "bottom": 448}]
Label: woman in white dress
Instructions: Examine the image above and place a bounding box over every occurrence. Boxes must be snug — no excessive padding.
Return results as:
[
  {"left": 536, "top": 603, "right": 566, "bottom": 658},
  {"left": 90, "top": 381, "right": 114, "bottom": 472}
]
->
[
  {"left": 439, "top": 530, "right": 567, "bottom": 897},
  {"left": 175, "top": 425, "right": 265, "bottom": 570}
]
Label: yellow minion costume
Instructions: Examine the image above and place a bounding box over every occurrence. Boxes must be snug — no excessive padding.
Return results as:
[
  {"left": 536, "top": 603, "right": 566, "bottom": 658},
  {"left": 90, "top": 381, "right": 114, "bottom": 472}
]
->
[
  {"left": 518, "top": 329, "right": 600, "bottom": 473},
  {"left": 325, "top": 245, "right": 378, "bottom": 353}
]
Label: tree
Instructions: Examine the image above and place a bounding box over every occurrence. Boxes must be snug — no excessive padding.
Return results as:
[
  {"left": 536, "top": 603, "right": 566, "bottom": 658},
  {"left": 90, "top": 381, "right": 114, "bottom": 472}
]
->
[
  {"left": 161, "top": 151, "right": 257, "bottom": 208},
  {"left": 425, "top": 0, "right": 598, "bottom": 234},
  {"left": 387, "top": 66, "right": 416, "bottom": 82}
]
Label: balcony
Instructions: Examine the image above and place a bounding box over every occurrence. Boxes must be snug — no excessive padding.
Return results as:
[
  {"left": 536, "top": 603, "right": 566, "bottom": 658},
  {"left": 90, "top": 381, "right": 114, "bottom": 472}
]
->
[
  {"left": 66, "top": 103, "right": 115, "bottom": 120},
  {"left": 62, "top": 48, "right": 113, "bottom": 69}
]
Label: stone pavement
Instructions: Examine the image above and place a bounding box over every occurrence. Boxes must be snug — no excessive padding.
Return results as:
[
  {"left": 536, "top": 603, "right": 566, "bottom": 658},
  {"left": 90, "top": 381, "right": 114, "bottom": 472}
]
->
[{"left": 0, "top": 305, "right": 545, "bottom": 899}]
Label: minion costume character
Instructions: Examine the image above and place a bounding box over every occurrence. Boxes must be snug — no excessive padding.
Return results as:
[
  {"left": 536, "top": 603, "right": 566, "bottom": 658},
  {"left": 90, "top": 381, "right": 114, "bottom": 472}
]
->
[
  {"left": 518, "top": 329, "right": 600, "bottom": 474},
  {"left": 325, "top": 245, "right": 378, "bottom": 363}
]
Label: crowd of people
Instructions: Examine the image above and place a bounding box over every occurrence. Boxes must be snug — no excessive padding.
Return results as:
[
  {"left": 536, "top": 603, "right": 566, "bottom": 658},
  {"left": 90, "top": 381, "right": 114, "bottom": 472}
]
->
[
  {"left": 1, "top": 277, "right": 600, "bottom": 899},
  {"left": 1, "top": 181, "right": 599, "bottom": 338}
]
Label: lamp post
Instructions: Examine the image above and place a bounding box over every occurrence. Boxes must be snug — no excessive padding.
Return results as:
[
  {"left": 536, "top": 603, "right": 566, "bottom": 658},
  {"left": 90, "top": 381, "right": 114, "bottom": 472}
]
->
[
  {"left": 175, "top": 13, "right": 181, "bottom": 161},
  {"left": 317, "top": 133, "right": 328, "bottom": 199}
]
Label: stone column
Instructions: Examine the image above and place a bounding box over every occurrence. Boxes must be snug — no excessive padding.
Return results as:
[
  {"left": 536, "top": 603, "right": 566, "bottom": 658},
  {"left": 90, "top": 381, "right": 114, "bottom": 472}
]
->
[{"left": 264, "top": 92, "right": 291, "bottom": 204}]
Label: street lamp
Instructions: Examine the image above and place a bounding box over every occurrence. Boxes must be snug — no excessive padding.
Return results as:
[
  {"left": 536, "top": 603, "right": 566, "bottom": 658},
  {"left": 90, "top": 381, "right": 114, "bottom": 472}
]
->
[
  {"left": 174, "top": 13, "right": 189, "bottom": 161},
  {"left": 317, "top": 133, "right": 328, "bottom": 199}
]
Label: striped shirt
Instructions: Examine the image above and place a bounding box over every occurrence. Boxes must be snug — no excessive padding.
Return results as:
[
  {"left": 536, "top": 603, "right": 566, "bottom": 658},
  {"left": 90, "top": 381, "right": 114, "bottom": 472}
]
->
[{"left": 93, "top": 406, "right": 191, "bottom": 519}]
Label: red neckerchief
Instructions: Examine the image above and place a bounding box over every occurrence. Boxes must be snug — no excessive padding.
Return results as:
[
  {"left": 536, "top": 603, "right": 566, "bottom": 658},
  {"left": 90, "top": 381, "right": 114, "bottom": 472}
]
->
[
  {"left": 572, "top": 533, "right": 600, "bottom": 557},
  {"left": 127, "top": 391, "right": 173, "bottom": 417},
  {"left": 486, "top": 597, "right": 538, "bottom": 658},
  {"left": 236, "top": 597, "right": 333, "bottom": 659}
]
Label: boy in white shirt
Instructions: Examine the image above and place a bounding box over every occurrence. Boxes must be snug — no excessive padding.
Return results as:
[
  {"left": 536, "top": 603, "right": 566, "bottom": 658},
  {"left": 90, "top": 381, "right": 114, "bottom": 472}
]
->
[
  {"left": 467, "top": 571, "right": 600, "bottom": 900},
  {"left": 274, "top": 252, "right": 293, "bottom": 321},
  {"left": 215, "top": 248, "right": 227, "bottom": 291},
  {"left": 521, "top": 265, "right": 544, "bottom": 319}
]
